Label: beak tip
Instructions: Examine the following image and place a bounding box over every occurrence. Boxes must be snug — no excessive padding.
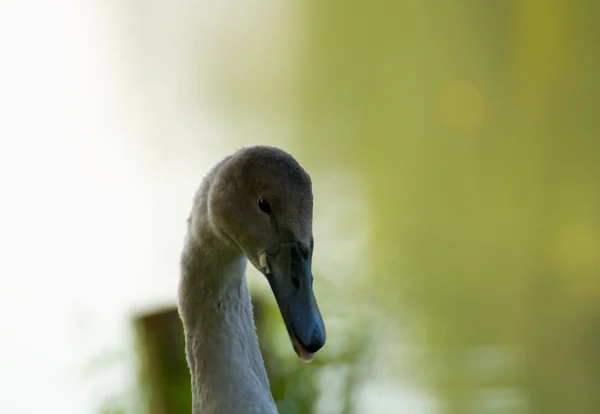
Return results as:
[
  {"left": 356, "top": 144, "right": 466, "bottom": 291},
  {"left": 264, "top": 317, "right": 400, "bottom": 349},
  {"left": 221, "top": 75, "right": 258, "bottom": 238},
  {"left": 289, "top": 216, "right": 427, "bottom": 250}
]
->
[
  {"left": 293, "top": 327, "right": 325, "bottom": 362},
  {"left": 294, "top": 339, "right": 316, "bottom": 363},
  {"left": 299, "top": 352, "right": 315, "bottom": 363}
]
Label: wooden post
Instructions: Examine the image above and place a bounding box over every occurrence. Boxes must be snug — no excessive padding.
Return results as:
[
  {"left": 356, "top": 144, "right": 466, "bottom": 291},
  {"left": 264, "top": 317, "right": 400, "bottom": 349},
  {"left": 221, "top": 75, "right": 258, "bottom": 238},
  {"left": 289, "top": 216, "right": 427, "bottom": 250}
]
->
[{"left": 133, "top": 307, "right": 192, "bottom": 414}]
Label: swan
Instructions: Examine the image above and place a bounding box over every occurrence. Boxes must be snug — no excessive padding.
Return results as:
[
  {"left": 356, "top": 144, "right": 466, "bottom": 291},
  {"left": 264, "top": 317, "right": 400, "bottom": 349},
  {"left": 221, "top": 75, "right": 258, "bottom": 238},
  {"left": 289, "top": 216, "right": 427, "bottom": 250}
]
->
[{"left": 178, "top": 146, "right": 327, "bottom": 413}]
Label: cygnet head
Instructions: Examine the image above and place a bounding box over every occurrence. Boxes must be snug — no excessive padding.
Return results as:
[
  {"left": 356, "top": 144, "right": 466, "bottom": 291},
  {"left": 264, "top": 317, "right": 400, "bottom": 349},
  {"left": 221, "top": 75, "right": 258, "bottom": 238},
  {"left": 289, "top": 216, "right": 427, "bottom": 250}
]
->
[{"left": 207, "top": 146, "right": 326, "bottom": 362}]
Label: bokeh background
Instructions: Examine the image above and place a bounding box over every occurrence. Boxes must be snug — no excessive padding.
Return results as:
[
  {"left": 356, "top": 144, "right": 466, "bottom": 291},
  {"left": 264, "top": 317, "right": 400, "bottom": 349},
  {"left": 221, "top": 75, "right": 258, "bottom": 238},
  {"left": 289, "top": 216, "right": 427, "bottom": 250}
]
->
[{"left": 1, "top": 1, "right": 599, "bottom": 413}]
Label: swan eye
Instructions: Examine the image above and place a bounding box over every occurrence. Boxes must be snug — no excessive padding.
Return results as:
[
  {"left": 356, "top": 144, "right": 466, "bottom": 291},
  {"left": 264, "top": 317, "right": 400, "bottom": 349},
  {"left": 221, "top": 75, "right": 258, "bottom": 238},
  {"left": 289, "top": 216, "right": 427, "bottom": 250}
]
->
[{"left": 258, "top": 198, "right": 272, "bottom": 213}]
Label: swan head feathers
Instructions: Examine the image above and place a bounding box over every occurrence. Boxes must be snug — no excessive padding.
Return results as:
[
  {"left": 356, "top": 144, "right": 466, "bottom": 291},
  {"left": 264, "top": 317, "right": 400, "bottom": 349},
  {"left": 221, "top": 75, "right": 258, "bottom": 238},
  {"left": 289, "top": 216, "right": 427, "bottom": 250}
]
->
[{"left": 205, "top": 145, "right": 326, "bottom": 361}]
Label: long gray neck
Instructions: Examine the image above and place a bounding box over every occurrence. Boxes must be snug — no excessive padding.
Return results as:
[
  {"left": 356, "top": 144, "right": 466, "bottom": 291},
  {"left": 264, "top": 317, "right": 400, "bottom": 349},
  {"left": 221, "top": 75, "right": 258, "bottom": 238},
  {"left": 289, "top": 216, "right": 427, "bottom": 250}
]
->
[{"left": 178, "top": 207, "right": 277, "bottom": 414}]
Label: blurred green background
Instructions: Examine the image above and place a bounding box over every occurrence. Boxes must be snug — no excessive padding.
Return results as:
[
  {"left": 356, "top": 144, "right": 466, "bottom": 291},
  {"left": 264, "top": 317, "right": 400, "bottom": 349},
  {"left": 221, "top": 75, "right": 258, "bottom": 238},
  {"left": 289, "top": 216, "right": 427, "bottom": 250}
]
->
[{"left": 1, "top": 0, "right": 598, "bottom": 413}]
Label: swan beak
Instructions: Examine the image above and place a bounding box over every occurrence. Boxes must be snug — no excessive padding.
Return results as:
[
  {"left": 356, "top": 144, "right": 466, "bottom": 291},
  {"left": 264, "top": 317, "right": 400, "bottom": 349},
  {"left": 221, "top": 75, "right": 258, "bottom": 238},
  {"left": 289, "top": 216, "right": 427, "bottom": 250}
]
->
[{"left": 260, "top": 243, "right": 326, "bottom": 362}]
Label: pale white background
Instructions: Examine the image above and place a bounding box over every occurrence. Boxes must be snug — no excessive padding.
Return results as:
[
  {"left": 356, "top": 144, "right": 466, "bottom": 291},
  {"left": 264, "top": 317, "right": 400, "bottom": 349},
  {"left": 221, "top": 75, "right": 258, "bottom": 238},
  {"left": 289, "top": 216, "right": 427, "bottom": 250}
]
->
[{"left": 0, "top": 1, "right": 221, "bottom": 412}]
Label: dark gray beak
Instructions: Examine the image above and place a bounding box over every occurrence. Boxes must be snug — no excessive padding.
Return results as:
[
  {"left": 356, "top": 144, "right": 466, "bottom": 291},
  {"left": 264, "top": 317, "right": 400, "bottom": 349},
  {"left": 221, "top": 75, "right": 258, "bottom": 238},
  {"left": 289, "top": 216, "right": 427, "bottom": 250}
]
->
[{"left": 260, "top": 242, "right": 326, "bottom": 362}]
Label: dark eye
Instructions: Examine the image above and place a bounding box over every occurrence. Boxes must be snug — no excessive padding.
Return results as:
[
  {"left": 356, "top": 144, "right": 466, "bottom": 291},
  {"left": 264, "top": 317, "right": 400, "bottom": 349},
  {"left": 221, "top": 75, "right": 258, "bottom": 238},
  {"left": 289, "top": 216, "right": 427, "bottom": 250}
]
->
[{"left": 257, "top": 198, "right": 272, "bottom": 213}]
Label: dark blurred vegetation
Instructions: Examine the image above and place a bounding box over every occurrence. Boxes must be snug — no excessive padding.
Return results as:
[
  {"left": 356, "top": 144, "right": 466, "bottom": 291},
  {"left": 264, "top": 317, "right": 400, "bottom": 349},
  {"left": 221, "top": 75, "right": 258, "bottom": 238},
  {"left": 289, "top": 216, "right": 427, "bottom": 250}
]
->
[{"left": 103, "top": 0, "right": 600, "bottom": 413}]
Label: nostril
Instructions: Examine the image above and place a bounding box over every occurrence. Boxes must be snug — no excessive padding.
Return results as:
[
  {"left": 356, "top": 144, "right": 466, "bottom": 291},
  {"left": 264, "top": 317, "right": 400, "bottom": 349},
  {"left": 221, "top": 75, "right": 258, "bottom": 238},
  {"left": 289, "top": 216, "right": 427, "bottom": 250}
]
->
[
  {"left": 291, "top": 274, "right": 300, "bottom": 289},
  {"left": 297, "top": 242, "right": 310, "bottom": 261}
]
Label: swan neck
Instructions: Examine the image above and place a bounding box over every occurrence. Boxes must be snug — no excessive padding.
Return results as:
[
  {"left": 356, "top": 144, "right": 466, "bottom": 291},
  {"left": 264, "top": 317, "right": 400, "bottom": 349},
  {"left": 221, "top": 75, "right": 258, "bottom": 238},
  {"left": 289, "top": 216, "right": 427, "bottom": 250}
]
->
[{"left": 179, "top": 226, "right": 276, "bottom": 414}]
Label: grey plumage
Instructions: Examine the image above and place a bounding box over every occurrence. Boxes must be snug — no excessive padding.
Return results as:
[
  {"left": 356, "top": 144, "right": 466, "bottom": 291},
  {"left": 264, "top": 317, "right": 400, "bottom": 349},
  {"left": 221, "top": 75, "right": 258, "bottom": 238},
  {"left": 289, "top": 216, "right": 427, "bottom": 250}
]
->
[{"left": 178, "top": 146, "right": 326, "bottom": 413}]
